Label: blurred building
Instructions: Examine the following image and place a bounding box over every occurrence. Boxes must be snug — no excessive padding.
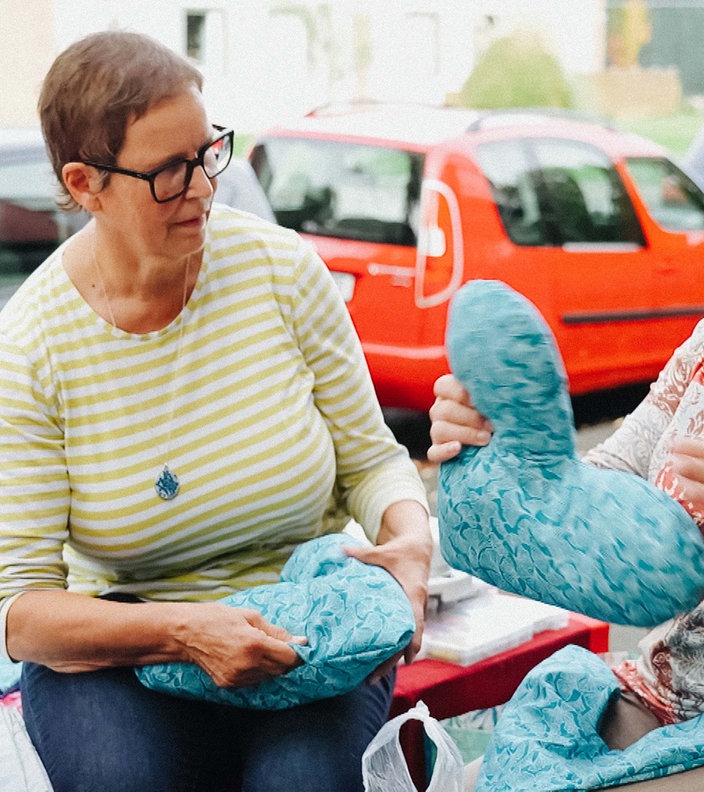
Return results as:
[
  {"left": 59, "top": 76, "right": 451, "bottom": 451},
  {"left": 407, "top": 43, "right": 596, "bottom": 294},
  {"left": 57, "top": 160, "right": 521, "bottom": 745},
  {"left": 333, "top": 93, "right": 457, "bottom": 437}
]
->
[
  {"left": 2, "top": 0, "right": 606, "bottom": 132},
  {"left": 622, "top": 0, "right": 704, "bottom": 96}
]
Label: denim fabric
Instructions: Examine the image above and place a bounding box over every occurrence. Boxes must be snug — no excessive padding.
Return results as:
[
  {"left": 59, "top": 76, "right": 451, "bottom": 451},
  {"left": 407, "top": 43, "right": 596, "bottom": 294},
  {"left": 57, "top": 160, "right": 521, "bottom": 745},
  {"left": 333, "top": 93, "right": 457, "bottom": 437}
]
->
[{"left": 21, "top": 660, "right": 395, "bottom": 792}]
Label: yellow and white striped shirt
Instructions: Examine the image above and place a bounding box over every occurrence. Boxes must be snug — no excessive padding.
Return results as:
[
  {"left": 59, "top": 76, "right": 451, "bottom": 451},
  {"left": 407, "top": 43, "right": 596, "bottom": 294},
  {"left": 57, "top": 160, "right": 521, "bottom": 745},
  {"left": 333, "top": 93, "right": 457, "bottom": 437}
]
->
[{"left": 0, "top": 207, "right": 427, "bottom": 645}]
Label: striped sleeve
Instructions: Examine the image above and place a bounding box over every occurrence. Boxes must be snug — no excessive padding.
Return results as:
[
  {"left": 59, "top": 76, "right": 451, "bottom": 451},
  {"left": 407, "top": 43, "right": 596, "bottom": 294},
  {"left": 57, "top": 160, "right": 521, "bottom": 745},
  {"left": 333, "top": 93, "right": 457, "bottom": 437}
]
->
[
  {"left": 0, "top": 322, "right": 71, "bottom": 597},
  {"left": 284, "top": 239, "right": 428, "bottom": 541}
]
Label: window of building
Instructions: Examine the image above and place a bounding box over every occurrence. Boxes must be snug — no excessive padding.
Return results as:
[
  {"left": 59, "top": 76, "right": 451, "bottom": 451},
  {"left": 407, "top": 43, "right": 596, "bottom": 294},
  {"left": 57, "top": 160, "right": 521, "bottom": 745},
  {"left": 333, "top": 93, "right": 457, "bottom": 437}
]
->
[{"left": 186, "top": 12, "right": 206, "bottom": 62}]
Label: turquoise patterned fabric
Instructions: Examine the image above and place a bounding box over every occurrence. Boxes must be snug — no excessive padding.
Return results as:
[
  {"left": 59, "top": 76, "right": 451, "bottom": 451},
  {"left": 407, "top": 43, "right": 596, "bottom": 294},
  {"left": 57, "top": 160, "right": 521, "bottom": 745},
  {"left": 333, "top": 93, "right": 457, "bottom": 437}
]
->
[
  {"left": 136, "top": 534, "right": 415, "bottom": 709},
  {"left": 438, "top": 280, "right": 704, "bottom": 626},
  {"left": 476, "top": 645, "right": 704, "bottom": 790}
]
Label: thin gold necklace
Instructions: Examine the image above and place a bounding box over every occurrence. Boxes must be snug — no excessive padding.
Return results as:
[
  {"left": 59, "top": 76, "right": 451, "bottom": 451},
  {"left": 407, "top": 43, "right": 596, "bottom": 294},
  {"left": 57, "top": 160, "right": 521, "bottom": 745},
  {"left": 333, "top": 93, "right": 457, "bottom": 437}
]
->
[{"left": 92, "top": 238, "right": 191, "bottom": 501}]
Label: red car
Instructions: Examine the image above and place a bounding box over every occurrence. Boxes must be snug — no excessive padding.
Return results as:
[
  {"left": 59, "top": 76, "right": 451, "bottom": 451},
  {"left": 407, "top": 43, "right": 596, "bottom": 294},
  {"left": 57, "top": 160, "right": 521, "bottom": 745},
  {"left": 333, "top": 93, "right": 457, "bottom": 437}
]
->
[{"left": 250, "top": 105, "right": 704, "bottom": 411}]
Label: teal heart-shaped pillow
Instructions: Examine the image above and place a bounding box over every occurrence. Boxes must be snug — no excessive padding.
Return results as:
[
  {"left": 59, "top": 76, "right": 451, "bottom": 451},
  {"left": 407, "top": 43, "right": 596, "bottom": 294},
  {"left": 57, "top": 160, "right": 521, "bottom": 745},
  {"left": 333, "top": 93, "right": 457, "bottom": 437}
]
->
[
  {"left": 438, "top": 279, "right": 704, "bottom": 626},
  {"left": 136, "top": 534, "right": 415, "bottom": 709}
]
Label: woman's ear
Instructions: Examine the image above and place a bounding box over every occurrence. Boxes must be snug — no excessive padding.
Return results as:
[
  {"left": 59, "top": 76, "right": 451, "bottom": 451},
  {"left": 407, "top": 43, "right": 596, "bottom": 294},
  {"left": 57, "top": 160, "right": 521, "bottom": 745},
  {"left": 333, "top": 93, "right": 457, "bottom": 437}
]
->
[{"left": 61, "top": 162, "right": 104, "bottom": 213}]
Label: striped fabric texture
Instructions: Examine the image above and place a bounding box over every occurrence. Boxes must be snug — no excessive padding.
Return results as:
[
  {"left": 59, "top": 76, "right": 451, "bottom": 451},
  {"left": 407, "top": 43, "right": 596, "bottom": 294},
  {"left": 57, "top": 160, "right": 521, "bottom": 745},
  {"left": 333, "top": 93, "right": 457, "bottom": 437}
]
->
[{"left": 0, "top": 206, "right": 426, "bottom": 655}]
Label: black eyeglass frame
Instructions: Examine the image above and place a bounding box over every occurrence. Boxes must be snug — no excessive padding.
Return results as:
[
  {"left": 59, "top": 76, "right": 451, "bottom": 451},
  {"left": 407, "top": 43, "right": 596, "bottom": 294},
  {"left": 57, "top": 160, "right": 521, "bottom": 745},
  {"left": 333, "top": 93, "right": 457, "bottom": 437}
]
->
[{"left": 81, "top": 125, "right": 234, "bottom": 204}]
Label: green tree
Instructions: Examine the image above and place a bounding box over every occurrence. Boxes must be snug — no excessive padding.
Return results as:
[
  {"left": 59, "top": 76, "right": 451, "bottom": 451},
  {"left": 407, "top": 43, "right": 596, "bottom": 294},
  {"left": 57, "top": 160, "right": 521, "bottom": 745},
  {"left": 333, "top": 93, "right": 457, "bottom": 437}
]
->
[{"left": 457, "top": 32, "right": 573, "bottom": 109}]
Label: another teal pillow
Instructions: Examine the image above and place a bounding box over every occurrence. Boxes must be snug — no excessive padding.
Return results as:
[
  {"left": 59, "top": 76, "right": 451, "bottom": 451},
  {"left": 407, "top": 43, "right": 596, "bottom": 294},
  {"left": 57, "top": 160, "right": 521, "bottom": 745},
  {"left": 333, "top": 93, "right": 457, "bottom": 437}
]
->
[
  {"left": 438, "top": 279, "right": 704, "bottom": 626},
  {"left": 136, "top": 534, "right": 415, "bottom": 709},
  {"left": 477, "top": 645, "right": 704, "bottom": 790}
]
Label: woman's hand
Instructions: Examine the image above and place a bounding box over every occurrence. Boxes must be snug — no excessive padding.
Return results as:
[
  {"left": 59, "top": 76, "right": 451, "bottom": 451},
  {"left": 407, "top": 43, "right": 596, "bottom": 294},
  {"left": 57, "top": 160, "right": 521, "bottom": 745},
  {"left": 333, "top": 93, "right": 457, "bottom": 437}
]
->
[
  {"left": 662, "top": 436, "right": 704, "bottom": 527},
  {"left": 6, "top": 590, "right": 305, "bottom": 686},
  {"left": 344, "top": 501, "right": 432, "bottom": 678},
  {"left": 427, "top": 374, "right": 493, "bottom": 464},
  {"left": 173, "top": 603, "right": 306, "bottom": 688}
]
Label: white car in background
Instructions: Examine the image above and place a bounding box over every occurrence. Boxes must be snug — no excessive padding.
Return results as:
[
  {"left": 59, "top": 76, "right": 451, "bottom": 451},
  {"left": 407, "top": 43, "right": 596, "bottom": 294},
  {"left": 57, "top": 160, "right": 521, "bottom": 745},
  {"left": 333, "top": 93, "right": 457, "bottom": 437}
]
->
[{"left": 682, "top": 125, "right": 704, "bottom": 190}]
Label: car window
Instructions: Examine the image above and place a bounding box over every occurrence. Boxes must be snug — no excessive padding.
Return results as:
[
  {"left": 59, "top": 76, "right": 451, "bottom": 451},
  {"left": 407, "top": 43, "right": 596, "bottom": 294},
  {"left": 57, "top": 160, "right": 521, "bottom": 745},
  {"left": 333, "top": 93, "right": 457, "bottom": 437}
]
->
[
  {"left": 477, "top": 138, "right": 645, "bottom": 247},
  {"left": 250, "top": 137, "right": 423, "bottom": 246},
  {"left": 475, "top": 141, "right": 546, "bottom": 245},
  {"left": 625, "top": 157, "right": 704, "bottom": 232}
]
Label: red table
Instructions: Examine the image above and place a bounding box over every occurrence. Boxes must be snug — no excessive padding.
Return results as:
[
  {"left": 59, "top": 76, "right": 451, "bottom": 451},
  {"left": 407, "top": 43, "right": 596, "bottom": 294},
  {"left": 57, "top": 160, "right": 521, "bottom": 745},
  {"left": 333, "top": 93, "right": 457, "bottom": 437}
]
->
[{"left": 391, "top": 613, "right": 610, "bottom": 789}]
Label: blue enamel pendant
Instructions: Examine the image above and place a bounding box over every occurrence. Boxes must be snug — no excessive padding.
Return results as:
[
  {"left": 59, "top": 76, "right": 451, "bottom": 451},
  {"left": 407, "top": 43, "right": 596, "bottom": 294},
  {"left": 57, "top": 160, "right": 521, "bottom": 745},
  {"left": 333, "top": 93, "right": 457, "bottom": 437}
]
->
[{"left": 155, "top": 464, "right": 180, "bottom": 500}]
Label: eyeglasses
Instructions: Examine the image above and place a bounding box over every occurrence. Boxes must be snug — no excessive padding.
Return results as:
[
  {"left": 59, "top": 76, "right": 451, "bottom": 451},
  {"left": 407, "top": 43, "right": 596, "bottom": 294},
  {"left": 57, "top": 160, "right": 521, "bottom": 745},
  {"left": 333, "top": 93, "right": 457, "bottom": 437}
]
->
[{"left": 82, "top": 126, "right": 234, "bottom": 203}]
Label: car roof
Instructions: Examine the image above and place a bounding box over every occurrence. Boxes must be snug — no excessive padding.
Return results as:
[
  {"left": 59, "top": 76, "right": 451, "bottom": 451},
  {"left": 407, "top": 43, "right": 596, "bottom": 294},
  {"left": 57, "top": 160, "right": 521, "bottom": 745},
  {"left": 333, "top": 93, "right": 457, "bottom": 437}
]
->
[
  {"left": 270, "top": 103, "right": 482, "bottom": 147},
  {"left": 263, "top": 103, "right": 665, "bottom": 159},
  {"left": 0, "top": 127, "right": 49, "bottom": 160}
]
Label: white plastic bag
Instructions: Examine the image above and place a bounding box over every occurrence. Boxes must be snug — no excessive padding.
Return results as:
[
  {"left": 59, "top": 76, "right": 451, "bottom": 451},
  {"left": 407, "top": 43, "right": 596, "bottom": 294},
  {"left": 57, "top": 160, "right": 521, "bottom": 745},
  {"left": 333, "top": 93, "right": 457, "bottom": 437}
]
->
[
  {"left": 362, "top": 700, "right": 464, "bottom": 792},
  {"left": 0, "top": 706, "right": 53, "bottom": 791}
]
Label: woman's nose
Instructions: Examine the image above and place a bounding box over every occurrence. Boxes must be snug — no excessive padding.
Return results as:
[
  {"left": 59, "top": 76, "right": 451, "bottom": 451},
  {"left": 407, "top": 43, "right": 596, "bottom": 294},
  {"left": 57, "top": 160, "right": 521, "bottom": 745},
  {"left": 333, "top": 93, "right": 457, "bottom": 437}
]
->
[{"left": 187, "top": 163, "right": 215, "bottom": 199}]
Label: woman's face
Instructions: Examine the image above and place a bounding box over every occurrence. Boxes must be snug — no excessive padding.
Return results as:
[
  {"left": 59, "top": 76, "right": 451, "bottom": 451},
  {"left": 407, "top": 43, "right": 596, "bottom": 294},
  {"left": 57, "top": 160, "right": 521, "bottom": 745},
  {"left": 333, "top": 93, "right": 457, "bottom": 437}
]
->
[{"left": 95, "top": 86, "right": 217, "bottom": 263}]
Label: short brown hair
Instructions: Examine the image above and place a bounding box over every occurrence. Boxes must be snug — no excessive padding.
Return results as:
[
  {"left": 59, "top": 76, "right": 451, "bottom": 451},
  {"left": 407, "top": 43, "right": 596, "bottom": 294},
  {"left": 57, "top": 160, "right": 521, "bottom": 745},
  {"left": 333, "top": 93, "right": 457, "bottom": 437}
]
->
[{"left": 39, "top": 30, "right": 203, "bottom": 211}]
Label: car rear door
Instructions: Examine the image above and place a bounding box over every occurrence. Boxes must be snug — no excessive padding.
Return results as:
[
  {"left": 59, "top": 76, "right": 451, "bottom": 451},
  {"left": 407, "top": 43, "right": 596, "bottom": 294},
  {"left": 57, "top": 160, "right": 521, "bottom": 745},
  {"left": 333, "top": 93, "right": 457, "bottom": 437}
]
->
[
  {"left": 622, "top": 156, "right": 704, "bottom": 357},
  {"left": 475, "top": 135, "right": 666, "bottom": 394}
]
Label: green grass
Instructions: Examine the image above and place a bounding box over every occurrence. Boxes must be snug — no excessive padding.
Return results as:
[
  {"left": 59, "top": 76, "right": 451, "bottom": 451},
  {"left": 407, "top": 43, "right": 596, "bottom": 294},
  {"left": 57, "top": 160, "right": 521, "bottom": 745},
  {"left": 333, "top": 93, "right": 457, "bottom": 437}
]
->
[
  {"left": 234, "top": 134, "right": 255, "bottom": 158},
  {"left": 614, "top": 109, "right": 704, "bottom": 159}
]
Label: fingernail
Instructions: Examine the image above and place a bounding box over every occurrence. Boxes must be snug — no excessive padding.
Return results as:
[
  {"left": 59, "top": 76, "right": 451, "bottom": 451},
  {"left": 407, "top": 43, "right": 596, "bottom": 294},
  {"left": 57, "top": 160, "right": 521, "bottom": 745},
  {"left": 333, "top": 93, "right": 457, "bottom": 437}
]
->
[{"left": 476, "top": 430, "right": 491, "bottom": 444}]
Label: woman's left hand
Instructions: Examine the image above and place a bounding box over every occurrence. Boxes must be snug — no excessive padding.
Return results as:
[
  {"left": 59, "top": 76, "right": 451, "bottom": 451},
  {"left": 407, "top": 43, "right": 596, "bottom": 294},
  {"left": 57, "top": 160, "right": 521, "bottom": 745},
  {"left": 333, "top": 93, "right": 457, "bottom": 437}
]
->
[
  {"left": 344, "top": 500, "right": 432, "bottom": 680},
  {"left": 428, "top": 374, "right": 493, "bottom": 464}
]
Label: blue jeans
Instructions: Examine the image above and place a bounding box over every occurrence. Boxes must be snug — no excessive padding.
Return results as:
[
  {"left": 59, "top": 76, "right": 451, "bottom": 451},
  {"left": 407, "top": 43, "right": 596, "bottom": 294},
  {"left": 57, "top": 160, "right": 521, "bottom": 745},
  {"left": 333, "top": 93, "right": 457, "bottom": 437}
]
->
[{"left": 21, "top": 660, "right": 395, "bottom": 792}]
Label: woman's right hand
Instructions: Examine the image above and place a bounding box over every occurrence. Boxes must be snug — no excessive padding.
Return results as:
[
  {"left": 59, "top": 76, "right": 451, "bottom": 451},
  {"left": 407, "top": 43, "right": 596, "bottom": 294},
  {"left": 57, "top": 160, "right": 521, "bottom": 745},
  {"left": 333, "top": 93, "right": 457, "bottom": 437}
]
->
[
  {"left": 427, "top": 374, "right": 493, "bottom": 464},
  {"left": 175, "top": 603, "right": 306, "bottom": 688},
  {"left": 6, "top": 590, "right": 306, "bottom": 684}
]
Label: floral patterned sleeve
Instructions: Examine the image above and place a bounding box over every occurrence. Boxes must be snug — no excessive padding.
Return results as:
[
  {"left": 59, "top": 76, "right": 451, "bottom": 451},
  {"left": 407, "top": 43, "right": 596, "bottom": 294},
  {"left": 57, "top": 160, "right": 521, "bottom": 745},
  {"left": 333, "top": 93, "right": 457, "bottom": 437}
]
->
[
  {"left": 584, "top": 320, "right": 704, "bottom": 724},
  {"left": 583, "top": 319, "right": 704, "bottom": 483}
]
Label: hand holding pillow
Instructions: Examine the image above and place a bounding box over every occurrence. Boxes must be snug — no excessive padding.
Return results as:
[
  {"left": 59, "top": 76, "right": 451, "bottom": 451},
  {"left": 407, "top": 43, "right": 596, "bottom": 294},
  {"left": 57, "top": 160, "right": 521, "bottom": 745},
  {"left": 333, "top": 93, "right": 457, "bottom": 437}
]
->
[
  {"left": 438, "top": 280, "right": 704, "bottom": 626},
  {"left": 137, "top": 534, "right": 415, "bottom": 709}
]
